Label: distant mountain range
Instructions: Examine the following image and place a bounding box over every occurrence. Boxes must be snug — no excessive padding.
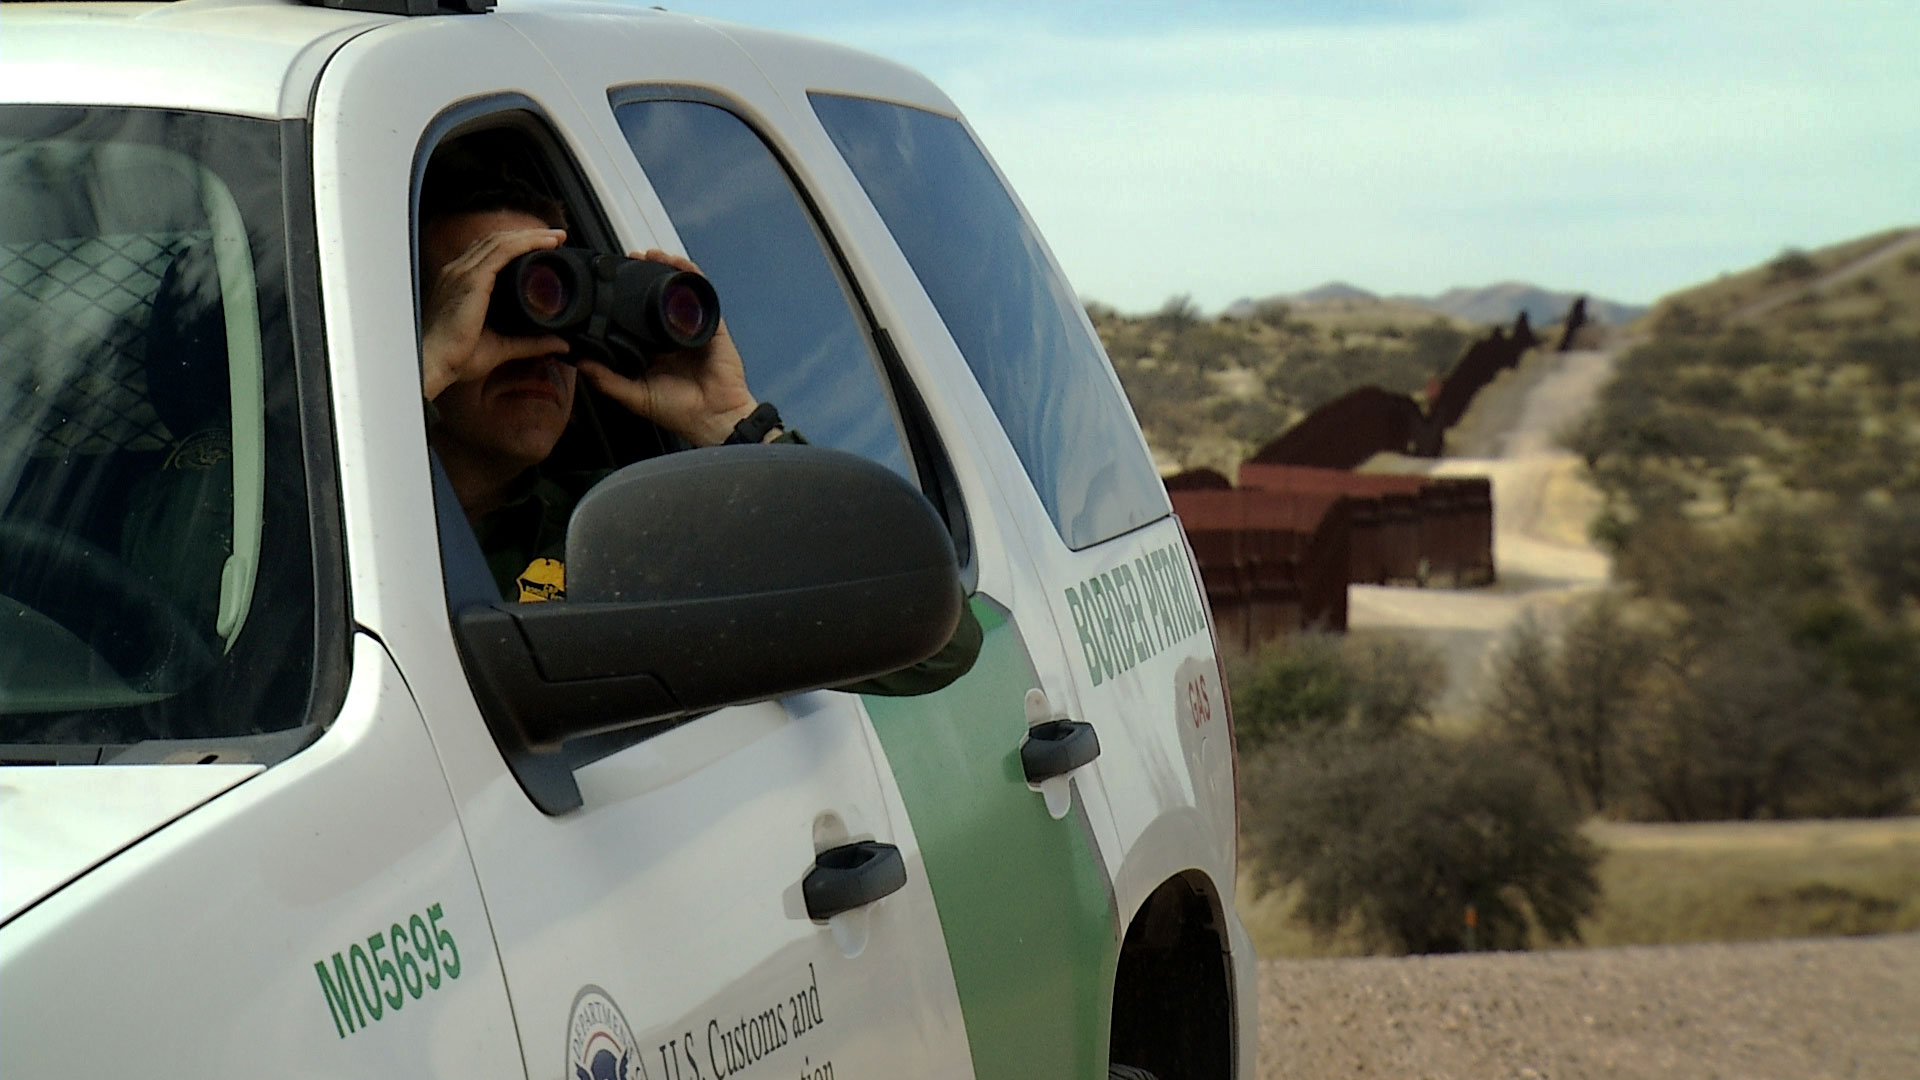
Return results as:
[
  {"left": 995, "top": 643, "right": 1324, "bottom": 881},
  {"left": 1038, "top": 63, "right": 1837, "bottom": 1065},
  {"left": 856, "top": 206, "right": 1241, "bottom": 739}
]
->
[{"left": 1226, "top": 282, "right": 1647, "bottom": 327}]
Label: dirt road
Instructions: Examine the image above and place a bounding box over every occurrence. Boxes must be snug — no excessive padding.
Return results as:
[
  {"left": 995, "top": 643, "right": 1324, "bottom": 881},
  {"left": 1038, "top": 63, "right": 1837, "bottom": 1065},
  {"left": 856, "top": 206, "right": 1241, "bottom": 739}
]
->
[{"left": 1350, "top": 346, "right": 1618, "bottom": 717}]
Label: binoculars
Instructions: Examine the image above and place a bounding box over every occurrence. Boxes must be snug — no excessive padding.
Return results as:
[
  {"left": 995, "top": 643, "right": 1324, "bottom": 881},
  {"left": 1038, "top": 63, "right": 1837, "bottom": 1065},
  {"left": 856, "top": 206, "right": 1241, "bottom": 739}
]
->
[{"left": 488, "top": 249, "right": 720, "bottom": 367}]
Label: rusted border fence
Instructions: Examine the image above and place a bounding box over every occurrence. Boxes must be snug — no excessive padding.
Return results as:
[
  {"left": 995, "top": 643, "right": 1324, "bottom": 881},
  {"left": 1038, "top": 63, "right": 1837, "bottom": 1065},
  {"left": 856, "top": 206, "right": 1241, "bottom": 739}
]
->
[
  {"left": 1168, "top": 486, "right": 1351, "bottom": 648},
  {"left": 1239, "top": 465, "right": 1493, "bottom": 587},
  {"left": 1167, "top": 467, "right": 1493, "bottom": 648},
  {"left": 1247, "top": 306, "right": 1561, "bottom": 469},
  {"left": 1159, "top": 301, "right": 1570, "bottom": 648}
]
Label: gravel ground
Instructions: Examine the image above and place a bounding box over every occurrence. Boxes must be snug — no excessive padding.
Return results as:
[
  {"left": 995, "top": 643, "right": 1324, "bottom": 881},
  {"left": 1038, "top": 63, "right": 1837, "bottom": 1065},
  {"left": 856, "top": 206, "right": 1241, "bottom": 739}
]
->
[{"left": 1257, "top": 934, "right": 1920, "bottom": 1079}]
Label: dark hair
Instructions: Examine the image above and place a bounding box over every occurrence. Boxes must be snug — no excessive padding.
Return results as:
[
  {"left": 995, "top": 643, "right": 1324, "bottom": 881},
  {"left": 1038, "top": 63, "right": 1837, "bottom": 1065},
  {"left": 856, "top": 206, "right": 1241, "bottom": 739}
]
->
[{"left": 419, "top": 159, "right": 568, "bottom": 230}]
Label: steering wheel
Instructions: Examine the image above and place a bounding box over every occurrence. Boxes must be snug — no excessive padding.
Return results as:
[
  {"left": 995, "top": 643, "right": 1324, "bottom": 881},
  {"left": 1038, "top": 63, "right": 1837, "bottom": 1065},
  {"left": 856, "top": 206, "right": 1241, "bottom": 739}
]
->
[{"left": 0, "top": 519, "right": 218, "bottom": 688}]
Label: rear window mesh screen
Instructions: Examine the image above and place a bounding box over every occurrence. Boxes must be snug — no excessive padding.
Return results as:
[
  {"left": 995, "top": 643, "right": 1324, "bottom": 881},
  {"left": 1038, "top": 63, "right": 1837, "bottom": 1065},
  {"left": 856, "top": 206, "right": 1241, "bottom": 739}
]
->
[{"left": 0, "top": 232, "right": 200, "bottom": 455}]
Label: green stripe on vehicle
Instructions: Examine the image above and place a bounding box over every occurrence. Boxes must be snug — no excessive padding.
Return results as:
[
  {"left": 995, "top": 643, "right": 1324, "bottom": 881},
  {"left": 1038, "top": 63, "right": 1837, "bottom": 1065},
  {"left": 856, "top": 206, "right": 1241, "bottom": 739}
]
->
[{"left": 862, "top": 599, "right": 1119, "bottom": 1080}]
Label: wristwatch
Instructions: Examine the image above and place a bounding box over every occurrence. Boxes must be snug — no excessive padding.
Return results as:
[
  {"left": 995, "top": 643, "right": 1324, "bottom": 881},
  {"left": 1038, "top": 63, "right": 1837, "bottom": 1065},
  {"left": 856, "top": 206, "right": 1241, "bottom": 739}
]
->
[{"left": 723, "top": 401, "right": 784, "bottom": 445}]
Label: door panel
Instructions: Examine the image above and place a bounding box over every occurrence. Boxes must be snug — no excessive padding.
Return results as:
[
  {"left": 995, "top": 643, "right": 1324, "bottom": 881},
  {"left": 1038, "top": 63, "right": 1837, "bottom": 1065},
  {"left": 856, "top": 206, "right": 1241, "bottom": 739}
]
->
[
  {"left": 458, "top": 695, "right": 971, "bottom": 1080},
  {"left": 522, "top": 23, "right": 1134, "bottom": 1074},
  {"left": 0, "top": 640, "right": 520, "bottom": 1080},
  {"left": 794, "top": 86, "right": 1236, "bottom": 910},
  {"left": 314, "top": 18, "right": 974, "bottom": 1080},
  {"left": 860, "top": 599, "right": 1120, "bottom": 1080}
]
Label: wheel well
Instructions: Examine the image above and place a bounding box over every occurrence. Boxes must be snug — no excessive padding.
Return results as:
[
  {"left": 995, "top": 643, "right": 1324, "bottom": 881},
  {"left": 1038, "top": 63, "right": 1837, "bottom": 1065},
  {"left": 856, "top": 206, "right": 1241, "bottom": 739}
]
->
[{"left": 1108, "top": 872, "right": 1235, "bottom": 1080}]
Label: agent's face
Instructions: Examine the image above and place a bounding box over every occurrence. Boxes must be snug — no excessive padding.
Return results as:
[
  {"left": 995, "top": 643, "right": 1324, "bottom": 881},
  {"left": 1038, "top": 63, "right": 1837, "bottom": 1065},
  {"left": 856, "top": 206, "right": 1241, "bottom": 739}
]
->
[{"left": 423, "top": 208, "right": 576, "bottom": 475}]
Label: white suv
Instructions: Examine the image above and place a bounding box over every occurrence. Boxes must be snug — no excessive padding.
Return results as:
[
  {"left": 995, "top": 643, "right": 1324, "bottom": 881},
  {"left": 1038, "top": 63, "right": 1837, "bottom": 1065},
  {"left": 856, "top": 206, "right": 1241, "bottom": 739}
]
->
[{"left": 0, "top": 2, "right": 1255, "bottom": 1077}]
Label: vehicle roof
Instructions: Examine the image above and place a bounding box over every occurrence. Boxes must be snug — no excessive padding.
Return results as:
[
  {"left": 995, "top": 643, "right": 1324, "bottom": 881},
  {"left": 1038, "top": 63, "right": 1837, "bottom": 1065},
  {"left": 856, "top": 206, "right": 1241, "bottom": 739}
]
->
[
  {"left": 0, "top": 0, "right": 937, "bottom": 121},
  {"left": 0, "top": 0, "right": 389, "bottom": 118}
]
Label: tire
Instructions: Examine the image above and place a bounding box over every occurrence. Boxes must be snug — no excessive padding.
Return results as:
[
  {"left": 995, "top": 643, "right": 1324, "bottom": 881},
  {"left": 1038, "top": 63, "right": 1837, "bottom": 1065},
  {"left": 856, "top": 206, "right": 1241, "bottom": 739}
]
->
[{"left": 1108, "top": 1066, "right": 1160, "bottom": 1080}]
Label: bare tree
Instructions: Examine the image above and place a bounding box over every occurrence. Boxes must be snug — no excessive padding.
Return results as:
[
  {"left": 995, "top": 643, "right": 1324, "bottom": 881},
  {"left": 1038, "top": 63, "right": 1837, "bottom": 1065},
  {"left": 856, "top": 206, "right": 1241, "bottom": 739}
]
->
[{"left": 1482, "top": 598, "right": 1656, "bottom": 814}]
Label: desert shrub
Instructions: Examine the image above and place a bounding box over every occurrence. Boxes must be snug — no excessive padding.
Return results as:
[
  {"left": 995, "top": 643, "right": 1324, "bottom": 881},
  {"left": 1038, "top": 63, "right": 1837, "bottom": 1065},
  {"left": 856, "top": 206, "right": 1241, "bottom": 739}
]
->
[
  {"left": 1340, "top": 632, "right": 1448, "bottom": 738},
  {"left": 1560, "top": 279, "right": 1920, "bottom": 819},
  {"left": 1250, "top": 298, "right": 1293, "bottom": 328},
  {"left": 1788, "top": 598, "right": 1920, "bottom": 814},
  {"left": 1707, "top": 326, "right": 1774, "bottom": 370},
  {"left": 1741, "top": 369, "right": 1797, "bottom": 419},
  {"left": 1856, "top": 494, "right": 1920, "bottom": 616},
  {"left": 1625, "top": 611, "right": 1868, "bottom": 821},
  {"left": 1407, "top": 318, "right": 1472, "bottom": 375},
  {"left": 1241, "top": 731, "right": 1601, "bottom": 954},
  {"left": 1352, "top": 342, "right": 1447, "bottom": 397},
  {"left": 1164, "top": 322, "right": 1259, "bottom": 373},
  {"left": 1226, "top": 631, "right": 1443, "bottom": 751},
  {"left": 1235, "top": 630, "right": 1601, "bottom": 954},
  {"left": 1767, "top": 248, "right": 1819, "bottom": 283},
  {"left": 1674, "top": 368, "right": 1740, "bottom": 409},
  {"left": 1653, "top": 301, "right": 1716, "bottom": 336},
  {"left": 1841, "top": 332, "right": 1920, "bottom": 390},
  {"left": 1207, "top": 397, "right": 1292, "bottom": 444},
  {"left": 1225, "top": 632, "right": 1348, "bottom": 752},
  {"left": 1499, "top": 508, "right": 1920, "bottom": 820},
  {"left": 1482, "top": 598, "right": 1658, "bottom": 813},
  {"left": 1266, "top": 347, "right": 1350, "bottom": 413},
  {"left": 1152, "top": 293, "right": 1201, "bottom": 334}
]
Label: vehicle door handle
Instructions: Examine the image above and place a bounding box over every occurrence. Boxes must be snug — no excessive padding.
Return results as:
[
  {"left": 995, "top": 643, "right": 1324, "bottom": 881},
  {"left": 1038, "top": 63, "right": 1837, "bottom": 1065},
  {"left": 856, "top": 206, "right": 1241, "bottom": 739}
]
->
[
  {"left": 803, "top": 841, "right": 907, "bottom": 920},
  {"left": 1021, "top": 720, "right": 1101, "bottom": 783}
]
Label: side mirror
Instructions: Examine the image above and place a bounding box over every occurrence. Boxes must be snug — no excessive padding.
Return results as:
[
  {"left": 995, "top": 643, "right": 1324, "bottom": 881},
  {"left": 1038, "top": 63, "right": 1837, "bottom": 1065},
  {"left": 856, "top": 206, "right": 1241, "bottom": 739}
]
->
[{"left": 453, "top": 445, "right": 962, "bottom": 813}]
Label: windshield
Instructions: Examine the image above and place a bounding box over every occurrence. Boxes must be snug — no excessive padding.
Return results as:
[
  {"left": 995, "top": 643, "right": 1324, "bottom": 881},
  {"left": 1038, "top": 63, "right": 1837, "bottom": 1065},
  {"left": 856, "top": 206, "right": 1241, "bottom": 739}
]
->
[{"left": 0, "top": 107, "right": 319, "bottom": 761}]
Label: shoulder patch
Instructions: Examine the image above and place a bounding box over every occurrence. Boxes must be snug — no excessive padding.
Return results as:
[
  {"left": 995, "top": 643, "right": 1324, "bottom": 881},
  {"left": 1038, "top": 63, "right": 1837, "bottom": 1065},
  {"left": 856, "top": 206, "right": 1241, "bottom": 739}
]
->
[{"left": 517, "top": 557, "right": 566, "bottom": 602}]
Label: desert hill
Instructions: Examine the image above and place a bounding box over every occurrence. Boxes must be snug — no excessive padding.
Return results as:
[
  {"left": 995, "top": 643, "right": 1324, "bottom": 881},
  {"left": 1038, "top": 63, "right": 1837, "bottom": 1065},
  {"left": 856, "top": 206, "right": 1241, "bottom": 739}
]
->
[
  {"left": 1220, "top": 281, "right": 1644, "bottom": 327},
  {"left": 1093, "top": 293, "right": 1490, "bottom": 475},
  {"left": 1411, "top": 282, "right": 1644, "bottom": 327},
  {"left": 1638, "top": 225, "right": 1920, "bottom": 339}
]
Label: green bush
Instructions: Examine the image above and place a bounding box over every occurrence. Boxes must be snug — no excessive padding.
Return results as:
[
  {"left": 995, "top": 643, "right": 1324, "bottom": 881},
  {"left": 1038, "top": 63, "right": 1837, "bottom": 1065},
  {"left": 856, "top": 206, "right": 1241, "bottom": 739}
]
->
[
  {"left": 1406, "top": 318, "right": 1472, "bottom": 376},
  {"left": 1767, "top": 248, "right": 1819, "bottom": 283},
  {"left": 1492, "top": 508, "right": 1920, "bottom": 820},
  {"left": 1233, "top": 631, "right": 1599, "bottom": 954},
  {"left": 1225, "top": 632, "right": 1347, "bottom": 751},
  {"left": 1482, "top": 598, "right": 1658, "bottom": 813},
  {"left": 1226, "top": 631, "right": 1442, "bottom": 751},
  {"left": 1250, "top": 298, "right": 1293, "bottom": 328},
  {"left": 1152, "top": 293, "right": 1201, "bottom": 334},
  {"left": 1241, "top": 732, "right": 1601, "bottom": 954}
]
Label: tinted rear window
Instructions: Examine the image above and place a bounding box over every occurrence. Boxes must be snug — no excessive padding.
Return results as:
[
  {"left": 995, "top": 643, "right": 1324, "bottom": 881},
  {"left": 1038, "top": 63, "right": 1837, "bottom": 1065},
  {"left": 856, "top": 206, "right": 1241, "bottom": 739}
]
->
[{"left": 810, "top": 94, "right": 1166, "bottom": 549}]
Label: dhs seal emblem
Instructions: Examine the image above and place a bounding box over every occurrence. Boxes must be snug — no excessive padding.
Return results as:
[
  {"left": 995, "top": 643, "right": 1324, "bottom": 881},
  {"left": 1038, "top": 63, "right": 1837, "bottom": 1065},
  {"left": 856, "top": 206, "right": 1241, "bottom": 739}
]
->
[{"left": 567, "top": 986, "right": 646, "bottom": 1080}]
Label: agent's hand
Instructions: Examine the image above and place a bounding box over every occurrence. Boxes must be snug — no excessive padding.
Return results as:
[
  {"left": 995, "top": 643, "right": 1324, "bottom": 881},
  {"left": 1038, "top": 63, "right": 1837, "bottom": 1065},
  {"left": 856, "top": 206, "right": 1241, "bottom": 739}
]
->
[
  {"left": 421, "top": 226, "right": 571, "bottom": 400},
  {"left": 577, "top": 248, "right": 760, "bottom": 446}
]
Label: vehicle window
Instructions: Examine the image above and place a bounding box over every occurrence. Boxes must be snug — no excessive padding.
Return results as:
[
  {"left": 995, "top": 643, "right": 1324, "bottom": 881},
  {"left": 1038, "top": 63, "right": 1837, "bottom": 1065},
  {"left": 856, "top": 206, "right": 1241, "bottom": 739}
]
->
[
  {"left": 810, "top": 93, "right": 1167, "bottom": 550},
  {"left": 611, "top": 96, "right": 914, "bottom": 482},
  {"left": 0, "top": 107, "right": 317, "bottom": 757}
]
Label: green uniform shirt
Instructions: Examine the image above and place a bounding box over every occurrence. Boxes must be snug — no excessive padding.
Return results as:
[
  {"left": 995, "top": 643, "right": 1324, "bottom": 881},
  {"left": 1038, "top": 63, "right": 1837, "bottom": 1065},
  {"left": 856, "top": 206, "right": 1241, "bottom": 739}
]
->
[{"left": 473, "top": 468, "right": 599, "bottom": 604}]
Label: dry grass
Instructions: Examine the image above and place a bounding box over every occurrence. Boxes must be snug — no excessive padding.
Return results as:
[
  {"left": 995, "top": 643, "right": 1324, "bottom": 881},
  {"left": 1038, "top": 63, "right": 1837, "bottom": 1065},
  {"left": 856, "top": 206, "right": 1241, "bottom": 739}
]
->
[
  {"left": 1235, "top": 871, "right": 1375, "bottom": 959},
  {"left": 1239, "top": 816, "right": 1920, "bottom": 958},
  {"left": 1577, "top": 818, "right": 1920, "bottom": 947},
  {"left": 1282, "top": 297, "right": 1479, "bottom": 337}
]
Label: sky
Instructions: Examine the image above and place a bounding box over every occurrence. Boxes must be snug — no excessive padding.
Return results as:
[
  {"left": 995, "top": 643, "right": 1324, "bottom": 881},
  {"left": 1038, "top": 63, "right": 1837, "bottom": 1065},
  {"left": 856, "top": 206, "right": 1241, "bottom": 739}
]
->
[{"left": 658, "top": 1, "right": 1920, "bottom": 315}]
